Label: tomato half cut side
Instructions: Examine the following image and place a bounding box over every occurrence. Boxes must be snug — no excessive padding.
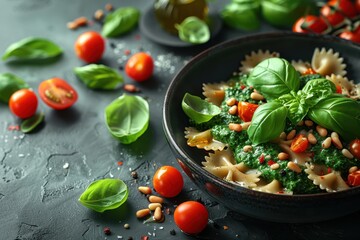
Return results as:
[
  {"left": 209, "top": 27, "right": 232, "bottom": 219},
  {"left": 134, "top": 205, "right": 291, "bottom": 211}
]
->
[
  {"left": 290, "top": 134, "right": 309, "bottom": 153},
  {"left": 238, "top": 101, "right": 259, "bottom": 122},
  {"left": 348, "top": 170, "right": 360, "bottom": 186},
  {"left": 38, "top": 78, "right": 78, "bottom": 110}
]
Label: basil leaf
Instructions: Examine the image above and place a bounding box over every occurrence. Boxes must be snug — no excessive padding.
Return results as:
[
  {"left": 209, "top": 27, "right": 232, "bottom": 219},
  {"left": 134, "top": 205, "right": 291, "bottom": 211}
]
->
[
  {"left": 301, "top": 78, "right": 336, "bottom": 107},
  {"left": 102, "top": 7, "right": 140, "bottom": 37},
  {"left": 221, "top": 1, "right": 260, "bottom": 31},
  {"left": 308, "top": 95, "right": 360, "bottom": 141},
  {"left": 79, "top": 178, "right": 128, "bottom": 212},
  {"left": 74, "top": 64, "right": 123, "bottom": 90},
  {"left": 276, "top": 92, "right": 308, "bottom": 124},
  {"left": 105, "top": 94, "right": 149, "bottom": 144},
  {"left": 247, "top": 58, "right": 300, "bottom": 100},
  {"left": 247, "top": 101, "right": 288, "bottom": 144},
  {"left": 2, "top": 37, "right": 62, "bottom": 62},
  {"left": 175, "top": 17, "right": 210, "bottom": 44},
  {"left": 182, "top": 93, "right": 221, "bottom": 124},
  {"left": 21, "top": 112, "right": 45, "bottom": 133},
  {"left": 0, "top": 73, "right": 29, "bottom": 103}
]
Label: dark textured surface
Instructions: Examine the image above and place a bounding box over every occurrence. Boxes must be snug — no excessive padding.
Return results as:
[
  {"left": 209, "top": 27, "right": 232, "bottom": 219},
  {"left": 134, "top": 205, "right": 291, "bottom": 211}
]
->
[{"left": 0, "top": 0, "right": 359, "bottom": 240}]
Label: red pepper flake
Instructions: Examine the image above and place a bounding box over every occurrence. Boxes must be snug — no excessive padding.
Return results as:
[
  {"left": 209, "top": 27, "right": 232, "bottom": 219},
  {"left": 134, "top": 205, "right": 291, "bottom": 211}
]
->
[
  {"left": 267, "top": 160, "right": 275, "bottom": 166},
  {"left": 141, "top": 236, "right": 149, "bottom": 240},
  {"left": 258, "top": 154, "right": 265, "bottom": 164},
  {"left": 8, "top": 125, "right": 20, "bottom": 131},
  {"left": 223, "top": 225, "right": 229, "bottom": 230},
  {"left": 117, "top": 161, "right": 123, "bottom": 166},
  {"left": 327, "top": 167, "right": 332, "bottom": 173},
  {"left": 103, "top": 227, "right": 111, "bottom": 235},
  {"left": 240, "top": 85, "right": 246, "bottom": 90},
  {"left": 135, "top": 34, "right": 141, "bottom": 40},
  {"left": 277, "top": 190, "right": 284, "bottom": 194},
  {"left": 124, "top": 49, "right": 131, "bottom": 55},
  {"left": 320, "top": 176, "right": 325, "bottom": 179}
]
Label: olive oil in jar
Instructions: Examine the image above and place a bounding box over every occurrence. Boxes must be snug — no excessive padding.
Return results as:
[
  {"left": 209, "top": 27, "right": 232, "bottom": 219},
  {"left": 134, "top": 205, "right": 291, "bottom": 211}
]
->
[{"left": 154, "top": 0, "right": 208, "bottom": 34}]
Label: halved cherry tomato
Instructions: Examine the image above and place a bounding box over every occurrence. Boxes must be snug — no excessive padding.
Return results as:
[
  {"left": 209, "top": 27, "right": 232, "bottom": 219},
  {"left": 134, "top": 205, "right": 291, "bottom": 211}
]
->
[
  {"left": 348, "top": 170, "right": 360, "bottom": 186},
  {"left": 292, "top": 15, "right": 329, "bottom": 34},
  {"left": 9, "top": 89, "right": 38, "bottom": 119},
  {"left": 174, "top": 201, "right": 208, "bottom": 234},
  {"left": 237, "top": 101, "right": 258, "bottom": 122},
  {"left": 125, "top": 52, "right": 154, "bottom": 82},
  {"left": 327, "top": 0, "right": 357, "bottom": 19},
  {"left": 38, "top": 78, "right": 78, "bottom": 110},
  {"left": 335, "top": 84, "right": 343, "bottom": 94},
  {"left": 153, "top": 166, "right": 184, "bottom": 198},
  {"left": 339, "top": 29, "right": 360, "bottom": 43},
  {"left": 302, "top": 68, "right": 317, "bottom": 75},
  {"left": 349, "top": 139, "right": 360, "bottom": 159},
  {"left": 290, "top": 134, "right": 309, "bottom": 153},
  {"left": 75, "top": 31, "right": 105, "bottom": 63},
  {"left": 320, "top": 4, "right": 346, "bottom": 27},
  {"left": 356, "top": 0, "right": 360, "bottom": 13}
]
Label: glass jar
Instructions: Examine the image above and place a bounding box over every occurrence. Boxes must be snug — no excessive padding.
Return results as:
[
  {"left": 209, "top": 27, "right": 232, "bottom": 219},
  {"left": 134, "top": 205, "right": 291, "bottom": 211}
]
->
[{"left": 154, "top": 0, "right": 208, "bottom": 34}]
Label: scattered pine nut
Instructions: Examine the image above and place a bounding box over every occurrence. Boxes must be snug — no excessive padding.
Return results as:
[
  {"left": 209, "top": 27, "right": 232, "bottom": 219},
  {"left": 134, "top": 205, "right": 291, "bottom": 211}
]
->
[
  {"left": 287, "top": 162, "right": 302, "bottom": 173},
  {"left": 154, "top": 207, "right": 163, "bottom": 221},
  {"left": 124, "top": 84, "right": 140, "bottom": 93},
  {"left": 270, "top": 163, "right": 280, "bottom": 170},
  {"left": 228, "top": 123, "right": 242, "bottom": 132},
  {"left": 349, "top": 166, "right": 358, "bottom": 173},
  {"left": 148, "top": 203, "right": 162, "bottom": 211},
  {"left": 316, "top": 125, "right": 328, "bottom": 137},
  {"left": 94, "top": 9, "right": 104, "bottom": 20},
  {"left": 322, "top": 137, "right": 332, "bottom": 149},
  {"left": 67, "top": 16, "right": 88, "bottom": 30},
  {"left": 304, "top": 120, "right": 313, "bottom": 127},
  {"left": 342, "top": 149, "right": 354, "bottom": 159},
  {"left": 67, "top": 22, "right": 78, "bottom": 30},
  {"left": 278, "top": 152, "right": 289, "bottom": 160},
  {"left": 136, "top": 209, "right": 150, "bottom": 218},
  {"left": 250, "top": 92, "right": 264, "bottom": 101},
  {"left": 124, "top": 223, "right": 130, "bottom": 229},
  {"left": 228, "top": 105, "right": 237, "bottom": 115},
  {"left": 331, "top": 132, "right": 343, "bottom": 149},
  {"left": 148, "top": 195, "right": 164, "bottom": 203},
  {"left": 226, "top": 97, "right": 236, "bottom": 106},
  {"left": 138, "top": 186, "right": 152, "bottom": 195},
  {"left": 307, "top": 133, "right": 317, "bottom": 145},
  {"left": 286, "top": 130, "right": 296, "bottom": 140},
  {"left": 105, "top": 3, "right": 114, "bottom": 11},
  {"left": 279, "top": 132, "right": 286, "bottom": 140},
  {"left": 243, "top": 145, "right": 252, "bottom": 152},
  {"left": 241, "top": 122, "right": 251, "bottom": 130}
]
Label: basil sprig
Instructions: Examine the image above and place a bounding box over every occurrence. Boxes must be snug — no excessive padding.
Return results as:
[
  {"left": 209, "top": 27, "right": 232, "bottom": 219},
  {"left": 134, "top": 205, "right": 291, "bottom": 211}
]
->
[
  {"left": 0, "top": 73, "right": 29, "bottom": 103},
  {"left": 21, "top": 112, "right": 45, "bottom": 133},
  {"left": 2, "top": 37, "right": 62, "bottom": 62},
  {"left": 102, "top": 7, "right": 140, "bottom": 37},
  {"left": 74, "top": 64, "right": 124, "bottom": 90},
  {"left": 79, "top": 178, "right": 128, "bottom": 212},
  {"left": 105, "top": 94, "right": 149, "bottom": 144},
  {"left": 175, "top": 17, "right": 210, "bottom": 44}
]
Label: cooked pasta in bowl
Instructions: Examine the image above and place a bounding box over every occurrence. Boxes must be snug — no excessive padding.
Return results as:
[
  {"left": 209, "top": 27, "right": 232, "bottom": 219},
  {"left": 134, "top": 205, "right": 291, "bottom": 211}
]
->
[{"left": 163, "top": 32, "right": 360, "bottom": 222}]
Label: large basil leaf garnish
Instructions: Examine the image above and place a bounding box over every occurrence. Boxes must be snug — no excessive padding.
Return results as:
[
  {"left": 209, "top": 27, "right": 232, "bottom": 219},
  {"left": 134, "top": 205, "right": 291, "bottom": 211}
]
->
[
  {"left": 79, "top": 178, "right": 128, "bottom": 212},
  {"left": 74, "top": 64, "right": 124, "bottom": 90},
  {"left": 105, "top": 94, "right": 149, "bottom": 144},
  {"left": 2, "top": 37, "right": 62, "bottom": 62},
  {"left": 0, "top": 73, "right": 29, "bottom": 103},
  {"left": 102, "top": 7, "right": 140, "bottom": 37}
]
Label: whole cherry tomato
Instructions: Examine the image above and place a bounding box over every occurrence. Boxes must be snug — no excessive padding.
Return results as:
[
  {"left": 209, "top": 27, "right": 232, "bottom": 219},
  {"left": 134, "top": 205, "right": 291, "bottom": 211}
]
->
[
  {"left": 153, "top": 166, "right": 184, "bottom": 198},
  {"left": 9, "top": 89, "right": 38, "bottom": 119},
  {"left": 38, "top": 78, "right": 78, "bottom": 110},
  {"left": 75, "top": 31, "right": 105, "bottom": 63},
  {"left": 349, "top": 139, "right": 360, "bottom": 159},
  {"left": 174, "top": 201, "right": 208, "bottom": 234},
  {"left": 356, "top": 0, "right": 360, "bottom": 13},
  {"left": 339, "top": 29, "right": 360, "bottom": 44},
  {"left": 125, "top": 52, "right": 154, "bottom": 82},
  {"left": 327, "top": 0, "right": 357, "bottom": 18},
  {"left": 348, "top": 170, "right": 360, "bottom": 186},
  {"left": 320, "top": 4, "right": 346, "bottom": 27},
  {"left": 292, "top": 15, "right": 329, "bottom": 34},
  {"left": 237, "top": 101, "right": 259, "bottom": 122},
  {"left": 290, "top": 134, "right": 309, "bottom": 153}
]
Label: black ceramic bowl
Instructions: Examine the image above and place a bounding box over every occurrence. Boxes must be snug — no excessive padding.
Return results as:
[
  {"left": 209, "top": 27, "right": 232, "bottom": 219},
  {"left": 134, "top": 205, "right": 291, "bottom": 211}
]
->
[{"left": 163, "top": 32, "right": 360, "bottom": 223}]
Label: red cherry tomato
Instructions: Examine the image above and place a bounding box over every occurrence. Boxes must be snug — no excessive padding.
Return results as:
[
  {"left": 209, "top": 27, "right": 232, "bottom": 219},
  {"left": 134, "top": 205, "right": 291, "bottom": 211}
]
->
[
  {"left": 327, "top": 0, "right": 357, "bottom": 18},
  {"left": 290, "top": 134, "right": 309, "bottom": 153},
  {"left": 339, "top": 30, "right": 360, "bottom": 44},
  {"left": 75, "top": 31, "right": 105, "bottom": 63},
  {"left": 320, "top": 4, "right": 346, "bottom": 27},
  {"left": 335, "top": 85, "right": 342, "bottom": 94},
  {"left": 125, "top": 52, "right": 154, "bottom": 82},
  {"left": 237, "top": 101, "right": 259, "bottom": 122},
  {"left": 349, "top": 139, "right": 360, "bottom": 159},
  {"left": 38, "top": 78, "right": 78, "bottom": 110},
  {"left": 348, "top": 170, "right": 360, "bottom": 186},
  {"left": 174, "top": 201, "right": 208, "bottom": 235},
  {"left": 9, "top": 89, "right": 38, "bottom": 119},
  {"left": 356, "top": 0, "right": 360, "bottom": 13},
  {"left": 292, "top": 15, "right": 329, "bottom": 34},
  {"left": 153, "top": 166, "right": 184, "bottom": 198}
]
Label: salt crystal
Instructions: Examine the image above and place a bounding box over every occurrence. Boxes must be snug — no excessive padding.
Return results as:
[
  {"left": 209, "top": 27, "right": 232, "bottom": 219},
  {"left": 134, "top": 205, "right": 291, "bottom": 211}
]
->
[
  {"left": 63, "top": 163, "right": 69, "bottom": 169},
  {"left": 18, "top": 154, "right": 25, "bottom": 158}
]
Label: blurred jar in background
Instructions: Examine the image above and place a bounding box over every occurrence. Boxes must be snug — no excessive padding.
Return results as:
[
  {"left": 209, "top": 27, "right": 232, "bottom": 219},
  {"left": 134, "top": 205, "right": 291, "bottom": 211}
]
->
[{"left": 154, "top": 0, "right": 208, "bottom": 34}]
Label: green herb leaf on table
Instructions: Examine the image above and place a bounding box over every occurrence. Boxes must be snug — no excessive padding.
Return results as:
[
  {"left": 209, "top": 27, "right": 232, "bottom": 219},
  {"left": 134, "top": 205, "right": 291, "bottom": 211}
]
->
[
  {"left": 247, "top": 101, "right": 288, "bottom": 145},
  {"left": 2, "top": 37, "right": 62, "bottom": 62},
  {"left": 0, "top": 73, "right": 29, "bottom": 103},
  {"left": 21, "top": 112, "right": 45, "bottom": 133},
  {"left": 74, "top": 64, "right": 124, "bottom": 90},
  {"left": 102, "top": 7, "right": 140, "bottom": 37},
  {"left": 247, "top": 58, "right": 300, "bottom": 100},
  {"left": 175, "top": 17, "right": 210, "bottom": 44},
  {"left": 308, "top": 95, "right": 360, "bottom": 141},
  {"left": 105, "top": 94, "right": 149, "bottom": 144},
  {"left": 182, "top": 93, "right": 221, "bottom": 124},
  {"left": 79, "top": 178, "right": 128, "bottom": 212}
]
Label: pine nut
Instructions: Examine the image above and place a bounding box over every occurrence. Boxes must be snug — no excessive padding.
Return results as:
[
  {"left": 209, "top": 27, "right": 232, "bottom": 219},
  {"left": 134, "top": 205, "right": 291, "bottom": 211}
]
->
[
  {"left": 331, "top": 132, "right": 343, "bottom": 149},
  {"left": 250, "top": 92, "right": 264, "bottom": 101},
  {"left": 304, "top": 120, "right": 314, "bottom": 127},
  {"left": 94, "top": 9, "right": 104, "bottom": 20},
  {"left": 148, "top": 195, "right": 164, "bottom": 203},
  {"left": 148, "top": 203, "right": 162, "bottom": 211},
  {"left": 154, "top": 207, "right": 163, "bottom": 221},
  {"left": 270, "top": 163, "right": 280, "bottom": 170},
  {"left": 297, "top": 120, "right": 304, "bottom": 126},
  {"left": 105, "top": 3, "right": 114, "bottom": 11},
  {"left": 241, "top": 122, "right": 251, "bottom": 130},
  {"left": 228, "top": 105, "right": 237, "bottom": 115},
  {"left": 136, "top": 209, "right": 150, "bottom": 218},
  {"left": 138, "top": 186, "right": 152, "bottom": 195},
  {"left": 278, "top": 152, "right": 289, "bottom": 160},
  {"left": 226, "top": 98, "right": 236, "bottom": 106},
  {"left": 342, "top": 149, "right": 354, "bottom": 159},
  {"left": 287, "top": 162, "right": 302, "bottom": 173},
  {"left": 349, "top": 166, "right": 358, "bottom": 173},
  {"left": 228, "top": 123, "right": 242, "bottom": 132},
  {"left": 124, "top": 84, "right": 140, "bottom": 93},
  {"left": 243, "top": 145, "right": 252, "bottom": 152},
  {"left": 279, "top": 132, "right": 286, "bottom": 140},
  {"left": 67, "top": 22, "right": 77, "bottom": 30},
  {"left": 286, "top": 130, "right": 296, "bottom": 140},
  {"left": 322, "top": 137, "right": 332, "bottom": 149},
  {"left": 307, "top": 133, "right": 317, "bottom": 145},
  {"left": 316, "top": 125, "right": 328, "bottom": 137}
]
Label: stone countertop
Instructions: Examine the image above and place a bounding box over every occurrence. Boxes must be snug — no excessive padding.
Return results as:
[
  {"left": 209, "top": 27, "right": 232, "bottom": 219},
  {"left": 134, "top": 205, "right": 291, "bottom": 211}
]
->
[{"left": 0, "top": 0, "right": 359, "bottom": 240}]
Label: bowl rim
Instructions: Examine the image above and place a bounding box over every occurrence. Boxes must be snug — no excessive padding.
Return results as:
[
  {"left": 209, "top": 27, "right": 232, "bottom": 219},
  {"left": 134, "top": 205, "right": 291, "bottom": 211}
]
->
[{"left": 163, "top": 31, "right": 360, "bottom": 200}]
